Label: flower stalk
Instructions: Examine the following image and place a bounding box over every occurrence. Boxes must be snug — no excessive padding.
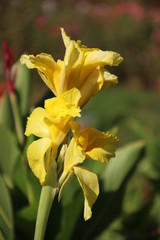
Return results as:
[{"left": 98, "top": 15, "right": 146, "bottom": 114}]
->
[{"left": 34, "top": 186, "right": 57, "bottom": 240}]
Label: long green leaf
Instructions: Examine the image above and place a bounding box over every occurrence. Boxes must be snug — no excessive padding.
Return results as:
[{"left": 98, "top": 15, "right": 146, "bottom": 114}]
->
[
  {"left": 0, "top": 124, "right": 20, "bottom": 185},
  {"left": 13, "top": 61, "right": 32, "bottom": 116},
  {"left": 0, "top": 93, "right": 13, "bottom": 130},
  {"left": 102, "top": 141, "right": 145, "bottom": 192},
  {"left": 0, "top": 176, "right": 14, "bottom": 240}
]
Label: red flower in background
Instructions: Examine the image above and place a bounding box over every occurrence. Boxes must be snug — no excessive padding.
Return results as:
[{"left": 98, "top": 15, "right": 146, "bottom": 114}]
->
[
  {"left": 0, "top": 82, "right": 7, "bottom": 102},
  {"left": 0, "top": 41, "right": 17, "bottom": 101}
]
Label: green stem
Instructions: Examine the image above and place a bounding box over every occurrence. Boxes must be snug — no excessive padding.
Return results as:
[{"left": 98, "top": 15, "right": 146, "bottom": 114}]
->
[
  {"left": 9, "top": 92, "right": 24, "bottom": 146},
  {"left": 34, "top": 186, "right": 57, "bottom": 240}
]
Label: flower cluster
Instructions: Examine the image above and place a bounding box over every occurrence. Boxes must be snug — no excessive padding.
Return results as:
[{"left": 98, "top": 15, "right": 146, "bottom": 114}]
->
[{"left": 20, "top": 28, "right": 123, "bottom": 220}]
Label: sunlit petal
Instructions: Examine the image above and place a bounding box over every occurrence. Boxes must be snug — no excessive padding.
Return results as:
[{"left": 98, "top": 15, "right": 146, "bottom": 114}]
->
[
  {"left": 73, "top": 166, "right": 99, "bottom": 221},
  {"left": 45, "top": 88, "right": 81, "bottom": 121},
  {"left": 61, "top": 28, "right": 72, "bottom": 48},
  {"left": 84, "top": 50, "right": 123, "bottom": 67},
  {"left": 71, "top": 122, "right": 118, "bottom": 162},
  {"left": 27, "top": 137, "right": 52, "bottom": 184},
  {"left": 25, "top": 107, "right": 50, "bottom": 138},
  {"left": 20, "top": 53, "right": 61, "bottom": 95},
  {"left": 102, "top": 70, "right": 118, "bottom": 89},
  {"left": 79, "top": 66, "right": 103, "bottom": 106}
]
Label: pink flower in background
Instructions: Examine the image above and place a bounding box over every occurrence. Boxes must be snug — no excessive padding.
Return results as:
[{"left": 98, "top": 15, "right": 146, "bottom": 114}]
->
[
  {"left": 89, "top": 4, "right": 109, "bottom": 20},
  {"left": 76, "top": 1, "right": 91, "bottom": 14},
  {"left": 150, "top": 8, "right": 160, "bottom": 24},
  {"left": 151, "top": 29, "right": 160, "bottom": 42},
  {"left": 113, "top": 2, "right": 145, "bottom": 21}
]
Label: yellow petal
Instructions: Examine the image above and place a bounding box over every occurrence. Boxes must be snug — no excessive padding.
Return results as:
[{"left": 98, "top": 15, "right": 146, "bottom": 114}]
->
[
  {"left": 71, "top": 122, "right": 118, "bottom": 162},
  {"left": 60, "top": 87, "right": 81, "bottom": 107},
  {"left": 45, "top": 88, "right": 81, "bottom": 121},
  {"left": 21, "top": 29, "right": 123, "bottom": 108},
  {"left": 63, "top": 138, "right": 85, "bottom": 174},
  {"left": 84, "top": 50, "right": 123, "bottom": 67},
  {"left": 85, "top": 130, "right": 118, "bottom": 162},
  {"left": 20, "top": 53, "right": 61, "bottom": 96},
  {"left": 27, "top": 137, "right": 52, "bottom": 185},
  {"left": 61, "top": 29, "right": 123, "bottom": 68},
  {"left": 73, "top": 166, "right": 99, "bottom": 221},
  {"left": 20, "top": 54, "right": 36, "bottom": 68},
  {"left": 25, "top": 107, "right": 50, "bottom": 138},
  {"left": 59, "top": 40, "right": 84, "bottom": 94},
  {"left": 61, "top": 28, "right": 71, "bottom": 48},
  {"left": 102, "top": 70, "right": 118, "bottom": 89},
  {"left": 69, "top": 121, "right": 81, "bottom": 138},
  {"left": 79, "top": 66, "right": 104, "bottom": 107},
  {"left": 49, "top": 123, "right": 70, "bottom": 154}
]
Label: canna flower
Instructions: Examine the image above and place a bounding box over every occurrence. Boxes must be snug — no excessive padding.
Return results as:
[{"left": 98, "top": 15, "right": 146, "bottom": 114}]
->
[
  {"left": 58, "top": 121, "right": 118, "bottom": 220},
  {"left": 20, "top": 28, "right": 123, "bottom": 107},
  {"left": 25, "top": 88, "right": 81, "bottom": 185}
]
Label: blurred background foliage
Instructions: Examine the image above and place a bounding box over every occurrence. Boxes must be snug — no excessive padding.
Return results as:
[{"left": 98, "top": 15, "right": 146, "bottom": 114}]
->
[{"left": 0, "top": 0, "right": 160, "bottom": 239}]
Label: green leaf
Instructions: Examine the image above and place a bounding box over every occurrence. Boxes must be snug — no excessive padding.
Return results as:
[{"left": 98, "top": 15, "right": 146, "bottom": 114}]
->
[
  {"left": 13, "top": 155, "right": 29, "bottom": 199},
  {"left": 15, "top": 170, "right": 41, "bottom": 239},
  {"left": 102, "top": 141, "right": 145, "bottom": 192},
  {"left": 13, "top": 135, "right": 36, "bottom": 199},
  {"left": 54, "top": 176, "right": 83, "bottom": 240},
  {"left": 0, "top": 124, "right": 20, "bottom": 185},
  {"left": 0, "top": 93, "right": 13, "bottom": 130},
  {"left": 15, "top": 167, "right": 41, "bottom": 218},
  {"left": 56, "top": 184, "right": 83, "bottom": 240},
  {"left": 0, "top": 176, "right": 14, "bottom": 240},
  {"left": 96, "top": 218, "right": 125, "bottom": 240},
  {"left": 12, "top": 61, "right": 32, "bottom": 116}
]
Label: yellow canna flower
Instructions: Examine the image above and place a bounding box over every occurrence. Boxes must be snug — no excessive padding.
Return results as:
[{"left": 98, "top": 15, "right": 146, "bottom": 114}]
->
[
  {"left": 25, "top": 88, "right": 81, "bottom": 185},
  {"left": 20, "top": 28, "right": 123, "bottom": 107},
  {"left": 70, "top": 121, "right": 119, "bottom": 163},
  {"left": 58, "top": 121, "right": 118, "bottom": 220}
]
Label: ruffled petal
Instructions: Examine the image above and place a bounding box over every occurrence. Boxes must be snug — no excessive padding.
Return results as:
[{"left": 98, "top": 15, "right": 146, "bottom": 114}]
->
[
  {"left": 84, "top": 50, "right": 123, "bottom": 67},
  {"left": 25, "top": 107, "right": 50, "bottom": 138},
  {"left": 102, "top": 70, "right": 118, "bottom": 89},
  {"left": 20, "top": 53, "right": 61, "bottom": 95},
  {"left": 21, "top": 29, "right": 123, "bottom": 108},
  {"left": 27, "top": 137, "right": 52, "bottom": 184},
  {"left": 73, "top": 166, "right": 99, "bottom": 221},
  {"left": 85, "top": 131, "right": 119, "bottom": 162},
  {"left": 71, "top": 122, "right": 118, "bottom": 163},
  {"left": 45, "top": 88, "right": 81, "bottom": 122}
]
